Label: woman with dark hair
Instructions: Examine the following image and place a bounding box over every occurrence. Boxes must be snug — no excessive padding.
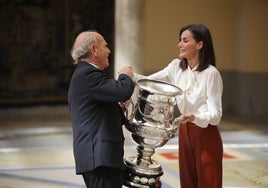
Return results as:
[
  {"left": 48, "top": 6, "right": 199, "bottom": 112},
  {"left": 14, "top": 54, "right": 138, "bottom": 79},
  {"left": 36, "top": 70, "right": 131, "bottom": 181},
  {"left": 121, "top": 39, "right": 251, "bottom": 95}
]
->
[{"left": 134, "top": 24, "right": 223, "bottom": 187}]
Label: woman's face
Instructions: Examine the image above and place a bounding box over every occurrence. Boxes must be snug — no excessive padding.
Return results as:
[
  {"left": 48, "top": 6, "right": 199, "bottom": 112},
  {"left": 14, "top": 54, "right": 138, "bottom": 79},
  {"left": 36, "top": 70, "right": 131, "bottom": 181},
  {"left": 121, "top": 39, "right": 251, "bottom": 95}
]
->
[{"left": 178, "top": 29, "right": 202, "bottom": 61}]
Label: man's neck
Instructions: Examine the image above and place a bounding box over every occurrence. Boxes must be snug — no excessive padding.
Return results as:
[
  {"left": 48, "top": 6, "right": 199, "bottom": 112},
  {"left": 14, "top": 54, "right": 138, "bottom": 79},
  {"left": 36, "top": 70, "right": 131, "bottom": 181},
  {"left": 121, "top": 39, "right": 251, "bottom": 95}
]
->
[{"left": 80, "top": 58, "right": 100, "bottom": 69}]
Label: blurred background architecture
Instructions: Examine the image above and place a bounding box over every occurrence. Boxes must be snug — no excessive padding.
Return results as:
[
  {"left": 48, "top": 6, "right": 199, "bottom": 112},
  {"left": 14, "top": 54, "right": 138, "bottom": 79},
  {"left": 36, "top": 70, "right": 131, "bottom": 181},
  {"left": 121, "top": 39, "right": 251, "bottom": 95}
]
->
[{"left": 0, "top": 0, "right": 267, "bottom": 121}]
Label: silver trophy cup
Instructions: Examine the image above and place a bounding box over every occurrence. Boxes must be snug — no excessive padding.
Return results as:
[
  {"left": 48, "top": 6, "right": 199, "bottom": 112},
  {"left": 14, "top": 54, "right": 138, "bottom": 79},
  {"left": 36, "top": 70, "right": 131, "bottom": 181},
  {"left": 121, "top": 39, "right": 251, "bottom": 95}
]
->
[{"left": 124, "top": 79, "right": 182, "bottom": 188}]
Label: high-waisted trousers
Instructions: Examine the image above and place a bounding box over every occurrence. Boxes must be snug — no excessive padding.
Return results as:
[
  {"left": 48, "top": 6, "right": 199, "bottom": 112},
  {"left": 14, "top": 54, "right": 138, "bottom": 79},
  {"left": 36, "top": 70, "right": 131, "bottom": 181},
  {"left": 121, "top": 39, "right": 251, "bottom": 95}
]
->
[{"left": 179, "top": 122, "right": 223, "bottom": 188}]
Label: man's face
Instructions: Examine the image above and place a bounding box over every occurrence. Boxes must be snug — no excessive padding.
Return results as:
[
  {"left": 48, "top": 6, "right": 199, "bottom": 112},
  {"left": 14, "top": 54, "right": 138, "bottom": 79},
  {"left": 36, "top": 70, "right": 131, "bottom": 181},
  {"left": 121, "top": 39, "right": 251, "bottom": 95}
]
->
[{"left": 94, "top": 34, "right": 111, "bottom": 70}]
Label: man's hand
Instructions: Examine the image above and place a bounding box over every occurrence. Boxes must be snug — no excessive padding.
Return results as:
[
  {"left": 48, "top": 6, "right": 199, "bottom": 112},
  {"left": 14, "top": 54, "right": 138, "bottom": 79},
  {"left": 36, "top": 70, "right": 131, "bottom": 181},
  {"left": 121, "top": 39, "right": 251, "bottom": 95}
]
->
[
  {"left": 119, "top": 98, "right": 133, "bottom": 111},
  {"left": 118, "top": 65, "right": 134, "bottom": 79}
]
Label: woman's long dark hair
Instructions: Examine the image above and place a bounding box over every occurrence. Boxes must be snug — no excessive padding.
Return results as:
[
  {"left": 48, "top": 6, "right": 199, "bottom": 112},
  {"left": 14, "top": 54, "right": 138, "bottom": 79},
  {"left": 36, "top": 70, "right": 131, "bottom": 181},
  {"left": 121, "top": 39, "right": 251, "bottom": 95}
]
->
[{"left": 179, "top": 24, "right": 216, "bottom": 71}]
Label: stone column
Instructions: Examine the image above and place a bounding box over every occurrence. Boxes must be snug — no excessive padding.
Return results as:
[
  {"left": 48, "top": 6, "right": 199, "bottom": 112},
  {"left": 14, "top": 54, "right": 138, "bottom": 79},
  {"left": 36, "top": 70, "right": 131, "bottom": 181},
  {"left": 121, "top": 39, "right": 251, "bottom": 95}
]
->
[
  {"left": 114, "top": 0, "right": 143, "bottom": 76},
  {"left": 115, "top": 0, "right": 144, "bottom": 113}
]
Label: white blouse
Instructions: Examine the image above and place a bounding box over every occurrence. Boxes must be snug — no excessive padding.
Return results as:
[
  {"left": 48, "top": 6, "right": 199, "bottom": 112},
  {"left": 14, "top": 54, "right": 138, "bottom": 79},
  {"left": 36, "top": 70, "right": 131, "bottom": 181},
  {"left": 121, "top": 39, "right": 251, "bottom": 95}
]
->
[{"left": 134, "top": 58, "right": 223, "bottom": 128}]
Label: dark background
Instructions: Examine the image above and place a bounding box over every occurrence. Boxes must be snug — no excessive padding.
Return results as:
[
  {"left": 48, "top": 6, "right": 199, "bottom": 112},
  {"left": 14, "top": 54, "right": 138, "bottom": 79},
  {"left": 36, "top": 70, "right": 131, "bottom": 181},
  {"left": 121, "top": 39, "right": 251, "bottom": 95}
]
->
[{"left": 0, "top": 0, "right": 115, "bottom": 107}]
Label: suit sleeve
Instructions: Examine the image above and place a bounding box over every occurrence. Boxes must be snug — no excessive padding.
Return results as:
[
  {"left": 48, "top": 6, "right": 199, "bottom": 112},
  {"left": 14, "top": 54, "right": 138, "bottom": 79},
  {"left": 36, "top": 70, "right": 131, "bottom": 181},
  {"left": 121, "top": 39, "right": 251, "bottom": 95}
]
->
[{"left": 89, "top": 71, "right": 135, "bottom": 103}]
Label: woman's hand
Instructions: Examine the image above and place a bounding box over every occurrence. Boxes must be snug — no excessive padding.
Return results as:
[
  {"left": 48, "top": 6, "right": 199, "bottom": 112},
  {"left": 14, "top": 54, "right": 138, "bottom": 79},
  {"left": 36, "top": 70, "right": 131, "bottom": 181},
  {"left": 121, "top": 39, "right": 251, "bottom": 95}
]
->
[{"left": 180, "top": 113, "right": 195, "bottom": 124}]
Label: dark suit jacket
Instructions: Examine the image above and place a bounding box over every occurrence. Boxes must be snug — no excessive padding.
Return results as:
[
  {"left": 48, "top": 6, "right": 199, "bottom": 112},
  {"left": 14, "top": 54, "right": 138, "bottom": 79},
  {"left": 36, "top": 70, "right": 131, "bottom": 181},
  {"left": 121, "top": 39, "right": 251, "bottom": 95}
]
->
[{"left": 68, "top": 61, "right": 135, "bottom": 174}]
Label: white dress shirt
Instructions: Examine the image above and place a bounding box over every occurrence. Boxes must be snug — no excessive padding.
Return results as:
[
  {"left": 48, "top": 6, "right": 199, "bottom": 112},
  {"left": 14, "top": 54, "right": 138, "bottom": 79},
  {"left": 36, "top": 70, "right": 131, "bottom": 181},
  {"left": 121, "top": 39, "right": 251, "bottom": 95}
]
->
[{"left": 134, "top": 58, "right": 223, "bottom": 128}]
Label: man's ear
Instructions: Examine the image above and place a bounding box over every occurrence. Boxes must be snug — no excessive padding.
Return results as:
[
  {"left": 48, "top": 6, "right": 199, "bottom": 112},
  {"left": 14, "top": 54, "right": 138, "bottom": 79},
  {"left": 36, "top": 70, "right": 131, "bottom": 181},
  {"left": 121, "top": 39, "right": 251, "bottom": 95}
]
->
[{"left": 90, "top": 44, "right": 97, "bottom": 56}]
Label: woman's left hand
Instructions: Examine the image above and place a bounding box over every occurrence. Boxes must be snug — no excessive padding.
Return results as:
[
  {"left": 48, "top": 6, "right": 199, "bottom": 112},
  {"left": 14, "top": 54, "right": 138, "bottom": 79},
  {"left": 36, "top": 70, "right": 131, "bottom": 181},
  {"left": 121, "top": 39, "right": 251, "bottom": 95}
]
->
[{"left": 180, "top": 113, "right": 195, "bottom": 124}]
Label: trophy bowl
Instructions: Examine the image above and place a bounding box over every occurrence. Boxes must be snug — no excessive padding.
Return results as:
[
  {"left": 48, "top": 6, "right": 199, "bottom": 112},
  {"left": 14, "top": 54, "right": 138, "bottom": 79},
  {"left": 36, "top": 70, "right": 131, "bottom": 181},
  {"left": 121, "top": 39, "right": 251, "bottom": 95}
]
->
[{"left": 124, "top": 79, "right": 182, "bottom": 188}]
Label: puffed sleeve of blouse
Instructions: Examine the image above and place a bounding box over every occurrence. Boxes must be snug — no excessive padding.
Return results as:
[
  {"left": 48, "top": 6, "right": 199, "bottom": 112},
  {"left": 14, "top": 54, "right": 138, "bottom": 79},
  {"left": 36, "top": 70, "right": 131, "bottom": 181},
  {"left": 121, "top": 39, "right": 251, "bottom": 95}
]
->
[
  {"left": 133, "top": 67, "right": 170, "bottom": 83},
  {"left": 193, "top": 68, "right": 223, "bottom": 127},
  {"left": 133, "top": 59, "right": 180, "bottom": 83}
]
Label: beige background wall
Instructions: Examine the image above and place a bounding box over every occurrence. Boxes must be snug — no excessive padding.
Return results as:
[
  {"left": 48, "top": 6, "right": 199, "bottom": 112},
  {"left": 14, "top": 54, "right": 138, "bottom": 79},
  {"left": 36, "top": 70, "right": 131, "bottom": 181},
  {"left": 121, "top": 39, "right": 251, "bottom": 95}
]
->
[
  {"left": 134, "top": 0, "right": 268, "bottom": 121},
  {"left": 141, "top": 0, "right": 268, "bottom": 73}
]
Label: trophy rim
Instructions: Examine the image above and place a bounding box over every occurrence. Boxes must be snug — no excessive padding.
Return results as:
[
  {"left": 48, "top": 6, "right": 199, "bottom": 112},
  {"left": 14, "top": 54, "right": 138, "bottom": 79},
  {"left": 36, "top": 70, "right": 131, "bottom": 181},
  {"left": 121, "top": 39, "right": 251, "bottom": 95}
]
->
[{"left": 137, "top": 78, "right": 182, "bottom": 96}]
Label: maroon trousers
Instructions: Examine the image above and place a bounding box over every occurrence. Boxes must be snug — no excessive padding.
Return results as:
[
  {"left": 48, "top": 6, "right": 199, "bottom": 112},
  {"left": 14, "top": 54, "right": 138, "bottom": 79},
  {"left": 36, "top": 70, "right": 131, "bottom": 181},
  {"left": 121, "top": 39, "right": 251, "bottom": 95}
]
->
[{"left": 179, "top": 123, "right": 223, "bottom": 188}]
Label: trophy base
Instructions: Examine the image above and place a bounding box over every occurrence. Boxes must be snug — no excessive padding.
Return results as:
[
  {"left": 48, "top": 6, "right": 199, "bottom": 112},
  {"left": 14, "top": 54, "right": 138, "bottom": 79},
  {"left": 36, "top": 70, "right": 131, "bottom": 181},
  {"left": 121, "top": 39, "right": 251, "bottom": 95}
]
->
[{"left": 123, "top": 156, "right": 163, "bottom": 188}]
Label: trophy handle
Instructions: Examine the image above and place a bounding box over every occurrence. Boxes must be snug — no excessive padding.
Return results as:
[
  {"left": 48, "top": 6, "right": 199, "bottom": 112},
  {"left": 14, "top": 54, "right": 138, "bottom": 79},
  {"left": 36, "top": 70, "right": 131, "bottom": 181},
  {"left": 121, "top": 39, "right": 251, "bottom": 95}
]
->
[
  {"left": 172, "top": 116, "right": 183, "bottom": 127},
  {"left": 123, "top": 99, "right": 135, "bottom": 120}
]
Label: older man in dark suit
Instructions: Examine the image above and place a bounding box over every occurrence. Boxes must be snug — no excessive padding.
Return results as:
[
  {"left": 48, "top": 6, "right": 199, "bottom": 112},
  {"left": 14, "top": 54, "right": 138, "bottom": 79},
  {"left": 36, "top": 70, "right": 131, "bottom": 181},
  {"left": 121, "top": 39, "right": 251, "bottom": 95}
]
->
[{"left": 68, "top": 31, "right": 135, "bottom": 188}]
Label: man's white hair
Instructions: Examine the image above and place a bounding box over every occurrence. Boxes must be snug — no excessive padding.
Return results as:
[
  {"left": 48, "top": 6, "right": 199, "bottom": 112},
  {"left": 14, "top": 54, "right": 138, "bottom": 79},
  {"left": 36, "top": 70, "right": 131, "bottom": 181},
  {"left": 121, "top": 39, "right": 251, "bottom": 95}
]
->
[{"left": 70, "top": 31, "right": 97, "bottom": 64}]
